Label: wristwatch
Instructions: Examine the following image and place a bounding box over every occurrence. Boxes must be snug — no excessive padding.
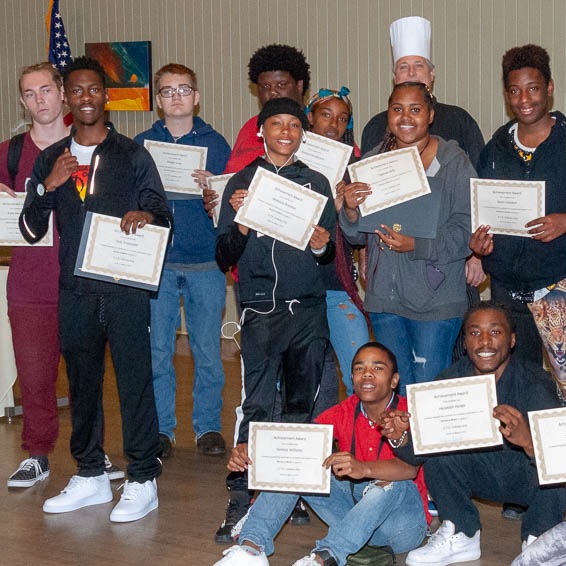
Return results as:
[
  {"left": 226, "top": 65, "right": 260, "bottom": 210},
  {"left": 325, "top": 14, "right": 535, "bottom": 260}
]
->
[{"left": 36, "top": 183, "right": 46, "bottom": 197}]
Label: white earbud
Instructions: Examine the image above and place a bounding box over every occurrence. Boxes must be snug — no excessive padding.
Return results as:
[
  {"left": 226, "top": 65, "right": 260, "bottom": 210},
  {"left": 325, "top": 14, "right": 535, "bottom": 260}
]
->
[
  {"left": 302, "top": 131, "right": 307, "bottom": 143},
  {"left": 257, "top": 126, "right": 264, "bottom": 138}
]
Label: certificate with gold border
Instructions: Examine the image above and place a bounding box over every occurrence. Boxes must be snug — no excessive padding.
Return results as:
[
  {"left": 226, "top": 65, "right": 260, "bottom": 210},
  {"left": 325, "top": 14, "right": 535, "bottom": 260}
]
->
[
  {"left": 74, "top": 212, "right": 169, "bottom": 291},
  {"left": 295, "top": 131, "right": 353, "bottom": 197},
  {"left": 407, "top": 375, "right": 502, "bottom": 455},
  {"left": 234, "top": 168, "right": 328, "bottom": 251},
  {"left": 144, "top": 139, "right": 207, "bottom": 194},
  {"left": 470, "top": 178, "right": 545, "bottom": 237},
  {"left": 248, "top": 422, "right": 333, "bottom": 493},
  {"left": 528, "top": 407, "right": 566, "bottom": 485},
  {"left": 0, "top": 193, "right": 53, "bottom": 246},
  {"left": 207, "top": 173, "right": 235, "bottom": 228},
  {"left": 348, "top": 146, "right": 431, "bottom": 216}
]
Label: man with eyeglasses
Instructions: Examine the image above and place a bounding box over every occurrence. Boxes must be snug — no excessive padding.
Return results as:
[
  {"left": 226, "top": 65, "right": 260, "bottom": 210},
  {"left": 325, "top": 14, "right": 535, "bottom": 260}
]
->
[{"left": 135, "top": 63, "right": 231, "bottom": 459}]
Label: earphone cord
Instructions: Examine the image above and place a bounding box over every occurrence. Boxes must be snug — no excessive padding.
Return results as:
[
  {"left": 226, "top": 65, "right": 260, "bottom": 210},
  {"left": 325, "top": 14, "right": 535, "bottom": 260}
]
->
[{"left": 263, "top": 139, "right": 295, "bottom": 174}]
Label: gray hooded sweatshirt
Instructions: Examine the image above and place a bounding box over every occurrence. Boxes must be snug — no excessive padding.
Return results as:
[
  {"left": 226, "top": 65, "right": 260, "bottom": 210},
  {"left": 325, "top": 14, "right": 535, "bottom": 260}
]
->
[{"left": 340, "top": 137, "right": 474, "bottom": 321}]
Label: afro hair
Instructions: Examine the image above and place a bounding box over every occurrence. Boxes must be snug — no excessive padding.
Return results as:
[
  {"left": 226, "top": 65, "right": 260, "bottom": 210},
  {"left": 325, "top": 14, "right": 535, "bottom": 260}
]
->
[
  {"left": 502, "top": 44, "right": 551, "bottom": 88},
  {"left": 62, "top": 55, "right": 106, "bottom": 88},
  {"left": 248, "top": 44, "right": 310, "bottom": 91}
]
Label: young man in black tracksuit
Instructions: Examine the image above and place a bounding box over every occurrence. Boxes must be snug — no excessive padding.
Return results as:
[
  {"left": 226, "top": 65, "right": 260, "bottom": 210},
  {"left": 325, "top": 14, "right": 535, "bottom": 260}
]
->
[
  {"left": 19, "top": 57, "right": 173, "bottom": 523},
  {"left": 215, "top": 98, "right": 336, "bottom": 541}
]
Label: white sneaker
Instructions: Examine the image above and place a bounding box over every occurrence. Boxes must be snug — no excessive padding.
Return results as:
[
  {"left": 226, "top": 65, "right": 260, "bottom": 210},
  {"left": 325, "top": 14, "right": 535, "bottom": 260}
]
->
[
  {"left": 521, "top": 534, "right": 538, "bottom": 551},
  {"left": 104, "top": 454, "right": 125, "bottom": 481},
  {"left": 213, "top": 545, "right": 269, "bottom": 565},
  {"left": 292, "top": 555, "right": 319, "bottom": 566},
  {"left": 406, "top": 520, "right": 481, "bottom": 566},
  {"left": 109, "top": 479, "right": 158, "bottom": 522},
  {"left": 43, "top": 474, "right": 112, "bottom": 513}
]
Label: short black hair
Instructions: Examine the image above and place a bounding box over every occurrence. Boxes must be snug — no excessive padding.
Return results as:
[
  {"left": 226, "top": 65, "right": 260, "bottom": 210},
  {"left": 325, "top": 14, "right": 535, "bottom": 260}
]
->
[
  {"left": 502, "top": 44, "right": 551, "bottom": 88},
  {"left": 352, "top": 342, "right": 398, "bottom": 375},
  {"left": 248, "top": 44, "right": 310, "bottom": 92},
  {"left": 463, "top": 300, "right": 516, "bottom": 334},
  {"left": 62, "top": 56, "right": 106, "bottom": 88}
]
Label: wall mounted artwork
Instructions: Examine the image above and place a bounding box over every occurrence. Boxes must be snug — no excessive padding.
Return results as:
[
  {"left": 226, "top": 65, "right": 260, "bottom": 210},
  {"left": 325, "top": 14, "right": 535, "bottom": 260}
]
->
[{"left": 85, "top": 41, "right": 152, "bottom": 111}]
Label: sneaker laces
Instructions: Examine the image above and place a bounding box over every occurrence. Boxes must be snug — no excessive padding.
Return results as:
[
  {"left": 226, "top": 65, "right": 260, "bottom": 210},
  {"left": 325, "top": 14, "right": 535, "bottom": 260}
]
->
[
  {"left": 230, "top": 507, "right": 250, "bottom": 538},
  {"left": 117, "top": 480, "right": 146, "bottom": 500},
  {"left": 62, "top": 475, "right": 94, "bottom": 493},
  {"left": 427, "top": 522, "right": 457, "bottom": 548},
  {"left": 13, "top": 458, "right": 43, "bottom": 475}
]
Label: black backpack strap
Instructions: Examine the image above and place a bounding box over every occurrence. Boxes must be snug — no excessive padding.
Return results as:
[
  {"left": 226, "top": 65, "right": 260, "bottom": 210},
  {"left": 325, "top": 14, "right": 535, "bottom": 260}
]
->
[{"left": 7, "top": 132, "right": 26, "bottom": 189}]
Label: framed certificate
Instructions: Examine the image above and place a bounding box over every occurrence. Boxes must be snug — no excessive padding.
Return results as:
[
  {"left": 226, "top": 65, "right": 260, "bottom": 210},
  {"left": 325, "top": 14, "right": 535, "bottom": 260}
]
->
[
  {"left": 407, "top": 375, "right": 502, "bottom": 455},
  {"left": 144, "top": 139, "right": 207, "bottom": 195},
  {"left": 348, "top": 146, "right": 431, "bottom": 216},
  {"left": 0, "top": 193, "right": 53, "bottom": 246},
  {"left": 470, "top": 178, "right": 545, "bottom": 237},
  {"left": 528, "top": 407, "right": 566, "bottom": 485},
  {"left": 295, "top": 131, "right": 353, "bottom": 197},
  {"left": 206, "top": 173, "right": 235, "bottom": 228},
  {"left": 234, "top": 168, "right": 329, "bottom": 251},
  {"left": 74, "top": 212, "right": 170, "bottom": 291},
  {"left": 248, "top": 422, "right": 333, "bottom": 493}
]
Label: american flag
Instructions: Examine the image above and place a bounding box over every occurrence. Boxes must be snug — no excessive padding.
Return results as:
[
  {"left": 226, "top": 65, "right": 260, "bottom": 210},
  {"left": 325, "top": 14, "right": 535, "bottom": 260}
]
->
[{"left": 46, "top": 0, "right": 73, "bottom": 71}]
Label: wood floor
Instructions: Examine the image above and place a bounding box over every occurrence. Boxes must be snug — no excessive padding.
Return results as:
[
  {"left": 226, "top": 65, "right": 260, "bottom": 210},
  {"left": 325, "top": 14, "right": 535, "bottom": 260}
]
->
[{"left": 1, "top": 336, "right": 525, "bottom": 566}]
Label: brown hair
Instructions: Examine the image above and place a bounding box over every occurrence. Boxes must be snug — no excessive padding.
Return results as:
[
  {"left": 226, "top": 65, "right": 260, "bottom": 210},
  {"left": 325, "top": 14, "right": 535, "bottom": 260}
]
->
[
  {"left": 19, "top": 62, "right": 62, "bottom": 95},
  {"left": 154, "top": 63, "right": 198, "bottom": 92}
]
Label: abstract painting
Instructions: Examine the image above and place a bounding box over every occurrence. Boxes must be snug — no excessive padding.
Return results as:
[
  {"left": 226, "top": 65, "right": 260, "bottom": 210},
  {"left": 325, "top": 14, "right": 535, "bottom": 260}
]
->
[{"left": 85, "top": 41, "right": 152, "bottom": 111}]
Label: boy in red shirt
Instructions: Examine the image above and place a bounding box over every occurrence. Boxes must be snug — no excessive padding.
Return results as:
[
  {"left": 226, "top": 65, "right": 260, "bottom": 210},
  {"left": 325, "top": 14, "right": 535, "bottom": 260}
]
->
[{"left": 213, "top": 342, "right": 430, "bottom": 566}]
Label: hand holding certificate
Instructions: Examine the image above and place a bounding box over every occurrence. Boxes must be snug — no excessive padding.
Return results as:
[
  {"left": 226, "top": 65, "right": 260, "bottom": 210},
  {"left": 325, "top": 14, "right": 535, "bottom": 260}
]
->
[
  {"left": 206, "top": 173, "right": 235, "bottom": 227},
  {"left": 0, "top": 193, "right": 53, "bottom": 246},
  {"left": 348, "top": 146, "right": 431, "bottom": 216},
  {"left": 74, "top": 212, "right": 169, "bottom": 291},
  {"left": 407, "top": 375, "right": 502, "bottom": 454},
  {"left": 247, "top": 422, "right": 333, "bottom": 493},
  {"left": 528, "top": 407, "right": 566, "bottom": 485},
  {"left": 234, "top": 168, "right": 328, "bottom": 250},
  {"left": 144, "top": 140, "right": 207, "bottom": 195},
  {"left": 470, "top": 178, "right": 545, "bottom": 237},
  {"left": 295, "top": 131, "right": 353, "bottom": 197}
]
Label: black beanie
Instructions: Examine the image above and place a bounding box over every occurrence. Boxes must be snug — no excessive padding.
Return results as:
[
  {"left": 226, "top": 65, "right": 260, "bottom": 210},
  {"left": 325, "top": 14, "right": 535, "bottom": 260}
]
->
[{"left": 257, "top": 97, "right": 309, "bottom": 130}]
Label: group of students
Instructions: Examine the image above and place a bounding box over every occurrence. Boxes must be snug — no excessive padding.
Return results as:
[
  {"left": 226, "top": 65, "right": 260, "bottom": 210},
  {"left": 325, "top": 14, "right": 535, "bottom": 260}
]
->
[{"left": 2, "top": 11, "right": 566, "bottom": 566}]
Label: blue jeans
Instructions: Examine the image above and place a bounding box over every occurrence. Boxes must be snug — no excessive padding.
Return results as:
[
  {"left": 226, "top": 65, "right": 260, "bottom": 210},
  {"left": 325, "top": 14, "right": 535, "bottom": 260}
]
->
[
  {"left": 326, "top": 290, "right": 369, "bottom": 396},
  {"left": 369, "top": 313, "right": 462, "bottom": 396},
  {"left": 239, "top": 477, "right": 427, "bottom": 566},
  {"left": 150, "top": 268, "right": 226, "bottom": 439}
]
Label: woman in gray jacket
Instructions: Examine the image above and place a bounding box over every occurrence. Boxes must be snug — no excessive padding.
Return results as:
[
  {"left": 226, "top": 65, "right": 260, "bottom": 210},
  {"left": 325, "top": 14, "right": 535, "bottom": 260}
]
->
[{"left": 340, "top": 82, "right": 474, "bottom": 394}]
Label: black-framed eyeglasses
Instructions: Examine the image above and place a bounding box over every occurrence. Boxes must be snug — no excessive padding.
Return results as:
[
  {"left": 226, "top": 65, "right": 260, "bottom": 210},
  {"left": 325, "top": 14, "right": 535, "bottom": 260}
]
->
[{"left": 158, "top": 85, "right": 194, "bottom": 98}]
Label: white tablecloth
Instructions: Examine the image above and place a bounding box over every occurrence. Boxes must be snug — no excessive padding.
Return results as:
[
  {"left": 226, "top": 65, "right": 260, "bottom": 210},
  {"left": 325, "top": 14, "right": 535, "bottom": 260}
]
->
[{"left": 0, "top": 267, "right": 16, "bottom": 413}]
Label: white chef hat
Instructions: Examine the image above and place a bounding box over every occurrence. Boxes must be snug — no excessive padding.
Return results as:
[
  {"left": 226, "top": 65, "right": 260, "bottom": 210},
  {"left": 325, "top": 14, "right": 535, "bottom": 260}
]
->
[{"left": 390, "top": 16, "right": 431, "bottom": 65}]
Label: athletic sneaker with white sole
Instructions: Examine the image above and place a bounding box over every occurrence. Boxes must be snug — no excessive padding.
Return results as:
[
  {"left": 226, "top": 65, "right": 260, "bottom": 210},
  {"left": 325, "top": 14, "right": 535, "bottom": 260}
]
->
[
  {"left": 213, "top": 545, "right": 269, "bottom": 565},
  {"left": 8, "top": 456, "right": 50, "bottom": 488},
  {"left": 43, "top": 473, "right": 112, "bottom": 513},
  {"left": 109, "top": 479, "right": 158, "bottom": 522},
  {"left": 104, "top": 454, "right": 125, "bottom": 481},
  {"left": 406, "top": 520, "right": 481, "bottom": 566}
]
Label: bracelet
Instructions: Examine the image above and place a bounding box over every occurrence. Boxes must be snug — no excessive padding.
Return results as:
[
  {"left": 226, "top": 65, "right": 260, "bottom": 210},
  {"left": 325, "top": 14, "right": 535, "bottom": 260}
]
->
[{"left": 388, "top": 430, "right": 408, "bottom": 448}]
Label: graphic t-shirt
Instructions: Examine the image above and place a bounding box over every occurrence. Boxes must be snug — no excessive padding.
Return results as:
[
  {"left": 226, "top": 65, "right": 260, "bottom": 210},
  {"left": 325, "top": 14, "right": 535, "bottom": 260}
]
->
[{"left": 70, "top": 139, "right": 96, "bottom": 201}]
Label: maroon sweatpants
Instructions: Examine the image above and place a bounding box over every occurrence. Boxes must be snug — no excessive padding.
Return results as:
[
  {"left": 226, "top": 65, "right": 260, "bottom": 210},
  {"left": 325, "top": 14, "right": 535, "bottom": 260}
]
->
[{"left": 8, "top": 303, "right": 60, "bottom": 455}]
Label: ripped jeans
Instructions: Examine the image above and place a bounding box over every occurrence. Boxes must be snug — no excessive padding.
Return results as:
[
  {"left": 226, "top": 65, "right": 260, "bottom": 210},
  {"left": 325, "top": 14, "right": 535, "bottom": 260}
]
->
[
  {"left": 369, "top": 313, "right": 462, "bottom": 396},
  {"left": 326, "top": 290, "right": 370, "bottom": 395},
  {"left": 239, "top": 477, "right": 427, "bottom": 566}
]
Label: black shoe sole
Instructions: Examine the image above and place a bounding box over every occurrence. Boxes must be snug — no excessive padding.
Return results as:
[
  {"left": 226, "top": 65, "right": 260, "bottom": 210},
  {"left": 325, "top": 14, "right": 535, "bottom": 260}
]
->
[{"left": 214, "top": 529, "right": 236, "bottom": 544}]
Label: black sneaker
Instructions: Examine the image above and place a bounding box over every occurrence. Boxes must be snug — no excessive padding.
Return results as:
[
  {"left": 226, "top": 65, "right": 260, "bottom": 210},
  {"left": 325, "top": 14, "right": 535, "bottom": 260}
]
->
[
  {"left": 288, "top": 499, "right": 310, "bottom": 525},
  {"left": 104, "top": 454, "right": 125, "bottom": 481},
  {"left": 159, "top": 433, "right": 174, "bottom": 459},
  {"left": 7, "top": 456, "right": 50, "bottom": 488},
  {"left": 214, "top": 489, "right": 252, "bottom": 544}
]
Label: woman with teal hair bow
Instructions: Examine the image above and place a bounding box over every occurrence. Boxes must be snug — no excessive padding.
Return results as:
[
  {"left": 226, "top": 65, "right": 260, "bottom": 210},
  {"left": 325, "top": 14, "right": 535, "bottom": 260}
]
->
[{"left": 305, "top": 86, "right": 370, "bottom": 401}]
